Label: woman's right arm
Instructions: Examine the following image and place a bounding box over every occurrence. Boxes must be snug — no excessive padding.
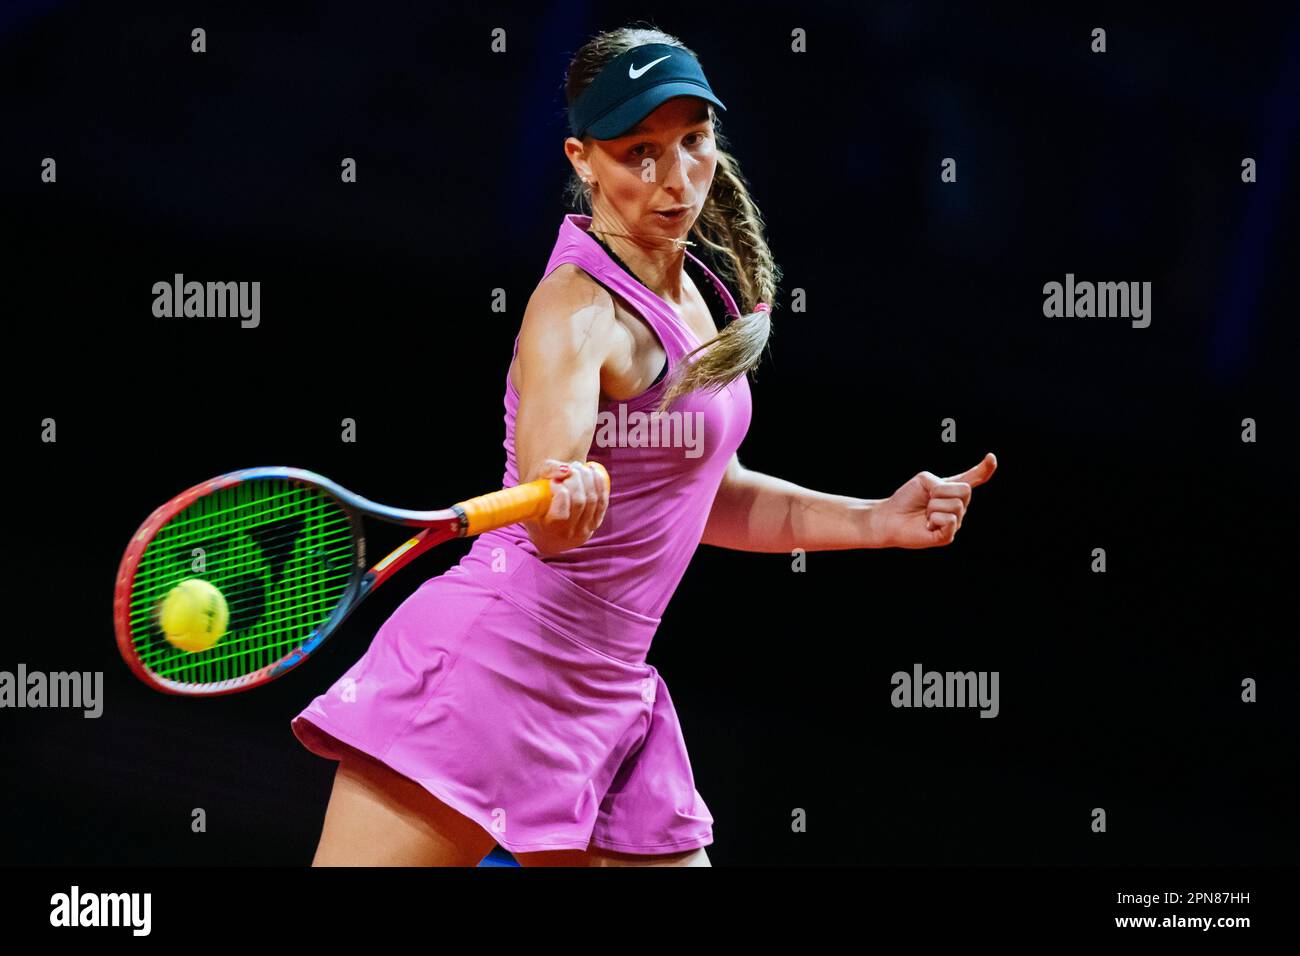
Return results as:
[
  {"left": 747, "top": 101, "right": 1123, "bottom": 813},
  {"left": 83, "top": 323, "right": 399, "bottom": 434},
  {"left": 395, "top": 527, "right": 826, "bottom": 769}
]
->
[{"left": 513, "top": 267, "right": 616, "bottom": 556}]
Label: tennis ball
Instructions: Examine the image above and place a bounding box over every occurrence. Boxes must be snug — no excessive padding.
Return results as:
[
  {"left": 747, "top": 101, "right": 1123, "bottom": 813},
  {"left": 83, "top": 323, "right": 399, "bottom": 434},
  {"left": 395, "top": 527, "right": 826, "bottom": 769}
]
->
[{"left": 159, "top": 578, "right": 229, "bottom": 652}]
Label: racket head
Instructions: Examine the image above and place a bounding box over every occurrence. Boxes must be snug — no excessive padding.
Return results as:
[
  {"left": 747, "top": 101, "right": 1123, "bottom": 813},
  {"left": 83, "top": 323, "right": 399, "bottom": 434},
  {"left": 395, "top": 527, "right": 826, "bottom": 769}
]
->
[{"left": 113, "top": 467, "right": 367, "bottom": 696}]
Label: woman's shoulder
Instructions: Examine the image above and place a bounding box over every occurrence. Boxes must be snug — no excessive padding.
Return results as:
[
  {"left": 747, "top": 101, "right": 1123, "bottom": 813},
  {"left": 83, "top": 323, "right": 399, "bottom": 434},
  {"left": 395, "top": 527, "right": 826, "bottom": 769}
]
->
[
  {"left": 535, "top": 261, "right": 609, "bottom": 304},
  {"left": 522, "top": 263, "right": 621, "bottom": 351}
]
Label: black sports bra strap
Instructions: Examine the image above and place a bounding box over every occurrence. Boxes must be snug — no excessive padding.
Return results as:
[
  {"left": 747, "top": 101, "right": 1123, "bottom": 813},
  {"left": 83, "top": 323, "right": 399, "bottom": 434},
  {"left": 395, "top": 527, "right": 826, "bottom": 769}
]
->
[{"left": 586, "top": 229, "right": 728, "bottom": 326}]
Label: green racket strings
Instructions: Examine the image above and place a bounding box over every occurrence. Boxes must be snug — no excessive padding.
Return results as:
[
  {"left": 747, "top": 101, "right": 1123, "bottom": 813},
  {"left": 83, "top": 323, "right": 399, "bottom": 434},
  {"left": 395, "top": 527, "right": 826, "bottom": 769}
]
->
[{"left": 127, "top": 479, "right": 357, "bottom": 686}]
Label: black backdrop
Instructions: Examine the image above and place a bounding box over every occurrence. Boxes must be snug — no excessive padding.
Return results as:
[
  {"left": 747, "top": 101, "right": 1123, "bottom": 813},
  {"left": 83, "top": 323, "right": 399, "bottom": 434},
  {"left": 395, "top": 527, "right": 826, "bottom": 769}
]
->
[{"left": 2, "top": 0, "right": 1296, "bottom": 870}]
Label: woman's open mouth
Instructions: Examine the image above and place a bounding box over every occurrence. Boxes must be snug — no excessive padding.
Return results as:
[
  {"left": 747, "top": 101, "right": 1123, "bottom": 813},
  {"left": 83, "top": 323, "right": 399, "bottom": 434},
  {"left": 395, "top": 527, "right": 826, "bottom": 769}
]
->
[{"left": 654, "top": 207, "right": 689, "bottom": 223}]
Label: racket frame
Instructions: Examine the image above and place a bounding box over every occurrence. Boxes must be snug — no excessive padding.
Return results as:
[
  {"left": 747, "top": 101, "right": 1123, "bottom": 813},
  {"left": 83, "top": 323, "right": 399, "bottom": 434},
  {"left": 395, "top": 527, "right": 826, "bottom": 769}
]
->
[{"left": 113, "top": 467, "right": 465, "bottom": 697}]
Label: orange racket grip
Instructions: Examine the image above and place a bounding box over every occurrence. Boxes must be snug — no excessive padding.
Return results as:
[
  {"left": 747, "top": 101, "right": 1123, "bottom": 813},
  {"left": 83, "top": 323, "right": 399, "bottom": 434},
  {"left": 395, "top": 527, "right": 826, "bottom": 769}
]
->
[{"left": 456, "top": 461, "right": 609, "bottom": 537}]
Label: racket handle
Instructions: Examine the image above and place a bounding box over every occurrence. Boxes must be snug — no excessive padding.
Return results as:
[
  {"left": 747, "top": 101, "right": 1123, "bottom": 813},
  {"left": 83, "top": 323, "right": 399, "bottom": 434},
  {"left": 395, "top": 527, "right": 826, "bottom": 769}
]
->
[{"left": 456, "top": 461, "right": 610, "bottom": 536}]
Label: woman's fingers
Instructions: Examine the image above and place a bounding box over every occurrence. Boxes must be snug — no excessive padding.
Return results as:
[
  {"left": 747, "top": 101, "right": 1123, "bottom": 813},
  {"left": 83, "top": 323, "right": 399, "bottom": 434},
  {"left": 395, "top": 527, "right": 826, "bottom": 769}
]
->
[
  {"left": 537, "top": 458, "right": 609, "bottom": 543},
  {"left": 567, "top": 459, "right": 596, "bottom": 530},
  {"left": 945, "top": 452, "right": 997, "bottom": 488},
  {"left": 927, "top": 512, "right": 959, "bottom": 536},
  {"left": 926, "top": 495, "right": 966, "bottom": 525},
  {"left": 913, "top": 459, "right": 995, "bottom": 542},
  {"left": 930, "top": 481, "right": 972, "bottom": 507},
  {"left": 573, "top": 461, "right": 610, "bottom": 536},
  {"left": 536, "top": 459, "right": 571, "bottom": 522}
]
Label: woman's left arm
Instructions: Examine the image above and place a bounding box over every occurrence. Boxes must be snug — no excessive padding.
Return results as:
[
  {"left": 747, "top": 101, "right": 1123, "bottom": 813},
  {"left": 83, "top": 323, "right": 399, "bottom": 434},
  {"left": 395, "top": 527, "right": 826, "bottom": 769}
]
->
[{"left": 701, "top": 452, "right": 998, "bottom": 552}]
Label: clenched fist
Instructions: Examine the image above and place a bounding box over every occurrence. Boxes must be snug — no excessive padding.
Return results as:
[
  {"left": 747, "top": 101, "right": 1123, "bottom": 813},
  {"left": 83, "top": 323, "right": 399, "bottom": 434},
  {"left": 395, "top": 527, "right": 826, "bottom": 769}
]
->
[{"left": 871, "top": 453, "right": 997, "bottom": 549}]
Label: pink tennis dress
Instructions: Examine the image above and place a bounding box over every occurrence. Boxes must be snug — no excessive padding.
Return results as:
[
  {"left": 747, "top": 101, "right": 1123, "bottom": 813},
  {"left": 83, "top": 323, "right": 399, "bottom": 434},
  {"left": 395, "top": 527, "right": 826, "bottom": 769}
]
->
[{"left": 291, "top": 213, "right": 753, "bottom": 854}]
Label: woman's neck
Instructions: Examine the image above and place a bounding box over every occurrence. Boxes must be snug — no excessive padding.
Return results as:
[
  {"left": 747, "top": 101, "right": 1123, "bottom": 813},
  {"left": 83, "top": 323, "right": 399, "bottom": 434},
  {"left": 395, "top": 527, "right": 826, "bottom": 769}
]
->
[{"left": 587, "top": 209, "right": 689, "bottom": 305}]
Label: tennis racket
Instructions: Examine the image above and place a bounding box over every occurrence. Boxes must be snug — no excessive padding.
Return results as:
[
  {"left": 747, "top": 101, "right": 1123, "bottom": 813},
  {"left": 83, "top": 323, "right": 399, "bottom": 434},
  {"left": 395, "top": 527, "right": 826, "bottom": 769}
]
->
[{"left": 113, "top": 463, "right": 608, "bottom": 696}]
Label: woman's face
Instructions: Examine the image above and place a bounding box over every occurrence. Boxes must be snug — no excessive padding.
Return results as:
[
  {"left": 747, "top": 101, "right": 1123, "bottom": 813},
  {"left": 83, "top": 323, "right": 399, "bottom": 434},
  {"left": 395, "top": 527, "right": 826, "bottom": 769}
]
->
[{"left": 570, "top": 96, "right": 717, "bottom": 239}]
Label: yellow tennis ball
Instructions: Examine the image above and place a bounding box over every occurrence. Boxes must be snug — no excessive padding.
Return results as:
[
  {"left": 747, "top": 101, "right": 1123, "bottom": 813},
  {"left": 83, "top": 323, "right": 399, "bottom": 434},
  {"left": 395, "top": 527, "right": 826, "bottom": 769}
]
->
[{"left": 159, "top": 578, "right": 229, "bottom": 652}]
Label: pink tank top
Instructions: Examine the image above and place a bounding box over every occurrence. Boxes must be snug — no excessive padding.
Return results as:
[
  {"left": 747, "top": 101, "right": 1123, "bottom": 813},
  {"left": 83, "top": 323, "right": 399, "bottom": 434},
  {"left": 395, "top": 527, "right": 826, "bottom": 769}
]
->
[{"left": 465, "top": 213, "right": 753, "bottom": 621}]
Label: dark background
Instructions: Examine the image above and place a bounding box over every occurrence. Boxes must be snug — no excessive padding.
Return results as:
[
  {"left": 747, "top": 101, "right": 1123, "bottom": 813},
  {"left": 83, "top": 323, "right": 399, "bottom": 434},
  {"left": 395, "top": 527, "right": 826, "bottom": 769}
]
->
[{"left": 1, "top": 0, "right": 1295, "bottom": 867}]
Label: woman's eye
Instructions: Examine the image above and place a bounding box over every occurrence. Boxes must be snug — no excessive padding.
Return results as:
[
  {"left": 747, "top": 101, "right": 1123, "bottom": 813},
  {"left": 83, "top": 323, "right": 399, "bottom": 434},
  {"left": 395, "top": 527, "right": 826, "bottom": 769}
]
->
[{"left": 631, "top": 133, "right": 706, "bottom": 158}]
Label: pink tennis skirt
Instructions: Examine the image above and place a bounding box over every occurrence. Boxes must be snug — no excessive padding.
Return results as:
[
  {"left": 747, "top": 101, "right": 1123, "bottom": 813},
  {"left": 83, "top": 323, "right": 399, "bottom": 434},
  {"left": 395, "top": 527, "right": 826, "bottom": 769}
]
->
[{"left": 291, "top": 535, "right": 714, "bottom": 855}]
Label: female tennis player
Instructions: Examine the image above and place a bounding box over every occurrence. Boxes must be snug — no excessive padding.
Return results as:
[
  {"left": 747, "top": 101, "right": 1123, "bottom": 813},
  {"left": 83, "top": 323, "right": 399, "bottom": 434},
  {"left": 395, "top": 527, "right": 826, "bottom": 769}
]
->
[{"left": 291, "top": 25, "right": 997, "bottom": 867}]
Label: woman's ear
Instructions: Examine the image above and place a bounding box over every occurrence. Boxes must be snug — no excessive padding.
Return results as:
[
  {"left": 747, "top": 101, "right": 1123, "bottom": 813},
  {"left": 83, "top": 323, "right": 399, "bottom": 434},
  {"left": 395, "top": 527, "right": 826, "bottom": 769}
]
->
[{"left": 565, "top": 137, "right": 594, "bottom": 186}]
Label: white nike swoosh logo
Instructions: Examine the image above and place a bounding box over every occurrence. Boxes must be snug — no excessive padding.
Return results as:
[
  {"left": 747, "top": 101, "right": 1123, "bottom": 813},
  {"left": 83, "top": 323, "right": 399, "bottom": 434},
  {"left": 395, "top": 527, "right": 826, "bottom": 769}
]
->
[{"left": 628, "top": 55, "right": 671, "bottom": 79}]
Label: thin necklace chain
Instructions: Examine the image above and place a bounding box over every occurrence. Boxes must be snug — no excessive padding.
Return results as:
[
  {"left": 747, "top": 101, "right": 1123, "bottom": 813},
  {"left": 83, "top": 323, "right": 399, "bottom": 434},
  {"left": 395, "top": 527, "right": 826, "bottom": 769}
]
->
[{"left": 588, "top": 226, "right": 696, "bottom": 250}]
